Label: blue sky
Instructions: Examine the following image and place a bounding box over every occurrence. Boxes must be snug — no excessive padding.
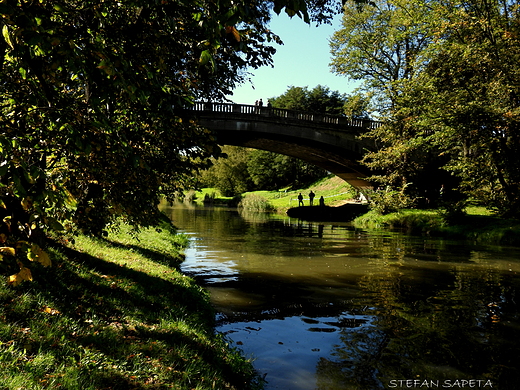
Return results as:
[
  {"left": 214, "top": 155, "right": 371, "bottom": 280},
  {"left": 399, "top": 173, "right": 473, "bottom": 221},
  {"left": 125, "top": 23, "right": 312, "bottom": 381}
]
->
[{"left": 226, "top": 13, "right": 360, "bottom": 105}]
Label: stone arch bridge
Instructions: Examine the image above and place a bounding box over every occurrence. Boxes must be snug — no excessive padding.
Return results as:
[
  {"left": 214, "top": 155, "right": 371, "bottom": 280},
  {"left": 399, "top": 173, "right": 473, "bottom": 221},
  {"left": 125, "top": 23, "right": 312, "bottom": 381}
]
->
[{"left": 184, "top": 102, "right": 381, "bottom": 188}]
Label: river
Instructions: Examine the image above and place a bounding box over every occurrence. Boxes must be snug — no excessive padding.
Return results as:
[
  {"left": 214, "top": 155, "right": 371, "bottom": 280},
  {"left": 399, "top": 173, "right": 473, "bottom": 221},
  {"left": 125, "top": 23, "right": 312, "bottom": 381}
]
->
[{"left": 160, "top": 203, "right": 520, "bottom": 390}]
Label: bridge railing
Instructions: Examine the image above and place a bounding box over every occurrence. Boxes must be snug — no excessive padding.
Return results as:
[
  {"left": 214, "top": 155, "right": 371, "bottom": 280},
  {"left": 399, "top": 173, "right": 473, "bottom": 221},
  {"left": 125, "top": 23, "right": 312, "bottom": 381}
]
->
[{"left": 189, "top": 102, "right": 382, "bottom": 129}]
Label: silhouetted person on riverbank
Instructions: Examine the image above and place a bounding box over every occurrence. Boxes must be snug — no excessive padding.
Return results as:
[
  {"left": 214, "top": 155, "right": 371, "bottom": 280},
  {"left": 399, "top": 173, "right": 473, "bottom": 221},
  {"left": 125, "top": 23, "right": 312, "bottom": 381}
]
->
[
  {"left": 298, "top": 193, "right": 304, "bottom": 207},
  {"left": 319, "top": 196, "right": 325, "bottom": 207},
  {"left": 309, "top": 191, "right": 315, "bottom": 206}
]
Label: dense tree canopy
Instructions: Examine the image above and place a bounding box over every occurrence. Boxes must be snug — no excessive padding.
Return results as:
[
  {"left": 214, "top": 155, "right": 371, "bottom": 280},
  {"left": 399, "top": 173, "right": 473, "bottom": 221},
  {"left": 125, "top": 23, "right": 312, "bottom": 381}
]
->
[
  {"left": 199, "top": 145, "right": 327, "bottom": 196},
  {"left": 421, "top": 0, "right": 520, "bottom": 217},
  {"left": 330, "top": 0, "right": 520, "bottom": 217},
  {"left": 269, "top": 84, "right": 348, "bottom": 114},
  {"left": 0, "top": 0, "right": 342, "bottom": 283},
  {"left": 330, "top": 0, "right": 439, "bottom": 200},
  {"left": 199, "top": 146, "right": 254, "bottom": 197}
]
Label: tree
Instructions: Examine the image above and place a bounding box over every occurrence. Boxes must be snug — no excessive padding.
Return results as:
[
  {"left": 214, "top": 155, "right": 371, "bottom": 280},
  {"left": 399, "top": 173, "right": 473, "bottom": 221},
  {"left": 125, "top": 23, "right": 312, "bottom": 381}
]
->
[
  {"left": 247, "top": 149, "right": 326, "bottom": 190},
  {"left": 330, "top": 0, "right": 432, "bottom": 112},
  {"left": 199, "top": 146, "right": 326, "bottom": 194},
  {"left": 329, "top": 0, "right": 457, "bottom": 208},
  {"left": 199, "top": 146, "right": 254, "bottom": 197},
  {"left": 331, "top": 0, "right": 520, "bottom": 217},
  {"left": 342, "top": 91, "right": 372, "bottom": 119},
  {"left": 417, "top": 0, "right": 520, "bottom": 217},
  {"left": 0, "top": 0, "right": 341, "bottom": 282},
  {"left": 269, "top": 84, "right": 347, "bottom": 114}
]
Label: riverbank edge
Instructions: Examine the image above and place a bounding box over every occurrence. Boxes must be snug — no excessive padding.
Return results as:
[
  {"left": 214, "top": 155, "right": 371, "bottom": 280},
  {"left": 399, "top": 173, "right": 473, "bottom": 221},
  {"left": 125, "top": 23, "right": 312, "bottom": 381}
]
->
[
  {"left": 188, "top": 176, "right": 520, "bottom": 246},
  {"left": 0, "top": 220, "right": 262, "bottom": 389},
  {"left": 352, "top": 209, "right": 520, "bottom": 246}
]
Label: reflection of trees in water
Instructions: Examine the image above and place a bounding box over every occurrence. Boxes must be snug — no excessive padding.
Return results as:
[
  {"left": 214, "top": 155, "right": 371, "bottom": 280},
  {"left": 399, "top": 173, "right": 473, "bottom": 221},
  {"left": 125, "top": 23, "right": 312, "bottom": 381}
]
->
[
  {"left": 164, "top": 204, "right": 364, "bottom": 258},
  {"left": 164, "top": 205, "right": 520, "bottom": 388},
  {"left": 316, "top": 320, "right": 388, "bottom": 390},
  {"left": 315, "top": 264, "right": 520, "bottom": 389}
]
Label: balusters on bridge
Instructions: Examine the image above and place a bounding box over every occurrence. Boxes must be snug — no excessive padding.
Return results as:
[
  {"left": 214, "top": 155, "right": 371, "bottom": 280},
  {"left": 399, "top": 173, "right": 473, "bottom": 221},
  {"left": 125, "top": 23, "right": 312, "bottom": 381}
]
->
[{"left": 191, "top": 102, "right": 382, "bottom": 129}]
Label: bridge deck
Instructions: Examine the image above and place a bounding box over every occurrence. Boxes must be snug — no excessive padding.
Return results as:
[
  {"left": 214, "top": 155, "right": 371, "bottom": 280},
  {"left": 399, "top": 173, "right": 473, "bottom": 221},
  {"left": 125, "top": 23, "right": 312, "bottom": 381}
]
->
[{"left": 188, "top": 102, "right": 382, "bottom": 130}]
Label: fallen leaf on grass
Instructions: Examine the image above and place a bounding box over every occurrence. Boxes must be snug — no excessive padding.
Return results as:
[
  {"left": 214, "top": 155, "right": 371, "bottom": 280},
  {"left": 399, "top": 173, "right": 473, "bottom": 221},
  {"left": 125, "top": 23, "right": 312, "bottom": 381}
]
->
[
  {"left": 7, "top": 266, "right": 33, "bottom": 286},
  {"left": 42, "top": 306, "right": 61, "bottom": 315}
]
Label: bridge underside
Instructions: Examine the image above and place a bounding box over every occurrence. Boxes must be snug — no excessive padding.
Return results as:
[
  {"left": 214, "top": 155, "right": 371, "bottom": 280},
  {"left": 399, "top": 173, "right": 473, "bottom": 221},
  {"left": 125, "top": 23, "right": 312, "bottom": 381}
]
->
[
  {"left": 216, "top": 129, "right": 373, "bottom": 188},
  {"left": 191, "top": 113, "right": 375, "bottom": 188},
  {"left": 185, "top": 103, "right": 380, "bottom": 189}
]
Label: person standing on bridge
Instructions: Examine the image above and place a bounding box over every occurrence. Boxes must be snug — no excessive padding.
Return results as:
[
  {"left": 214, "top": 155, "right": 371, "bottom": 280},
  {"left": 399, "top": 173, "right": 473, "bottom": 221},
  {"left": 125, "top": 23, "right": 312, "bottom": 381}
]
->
[
  {"left": 298, "top": 193, "right": 304, "bottom": 207},
  {"left": 309, "top": 190, "right": 315, "bottom": 206}
]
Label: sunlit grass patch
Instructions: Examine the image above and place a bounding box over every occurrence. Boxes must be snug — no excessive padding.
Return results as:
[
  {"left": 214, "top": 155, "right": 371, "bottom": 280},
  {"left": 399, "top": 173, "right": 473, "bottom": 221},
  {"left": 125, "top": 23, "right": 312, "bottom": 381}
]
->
[
  {"left": 0, "top": 221, "right": 263, "bottom": 390},
  {"left": 353, "top": 208, "right": 520, "bottom": 245}
]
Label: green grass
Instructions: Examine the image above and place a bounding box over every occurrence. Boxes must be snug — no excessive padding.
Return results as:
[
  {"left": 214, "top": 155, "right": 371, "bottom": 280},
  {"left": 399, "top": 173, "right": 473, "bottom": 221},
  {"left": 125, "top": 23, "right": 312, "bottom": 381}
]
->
[
  {"left": 353, "top": 208, "right": 520, "bottom": 246},
  {"left": 353, "top": 209, "right": 446, "bottom": 232},
  {"left": 190, "top": 178, "right": 520, "bottom": 246},
  {"left": 0, "top": 221, "right": 262, "bottom": 390},
  {"left": 192, "top": 175, "right": 357, "bottom": 212}
]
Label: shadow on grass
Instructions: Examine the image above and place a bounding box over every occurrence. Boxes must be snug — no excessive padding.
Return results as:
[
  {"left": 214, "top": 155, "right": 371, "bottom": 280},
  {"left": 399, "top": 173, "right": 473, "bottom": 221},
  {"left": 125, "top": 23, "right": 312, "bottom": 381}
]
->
[
  {"left": 0, "top": 238, "right": 262, "bottom": 390},
  {"left": 100, "top": 237, "right": 186, "bottom": 269}
]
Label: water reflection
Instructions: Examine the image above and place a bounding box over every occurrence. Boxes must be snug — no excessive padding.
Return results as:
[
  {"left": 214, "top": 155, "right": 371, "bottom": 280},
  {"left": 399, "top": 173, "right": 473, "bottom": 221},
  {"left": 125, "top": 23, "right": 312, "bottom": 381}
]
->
[{"left": 161, "top": 204, "right": 520, "bottom": 389}]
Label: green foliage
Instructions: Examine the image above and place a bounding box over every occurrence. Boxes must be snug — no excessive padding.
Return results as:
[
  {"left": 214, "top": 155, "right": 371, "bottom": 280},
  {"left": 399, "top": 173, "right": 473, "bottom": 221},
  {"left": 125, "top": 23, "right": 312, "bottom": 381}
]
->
[
  {"left": 354, "top": 209, "right": 446, "bottom": 233},
  {"left": 238, "top": 194, "right": 275, "bottom": 212},
  {"left": 247, "top": 149, "right": 327, "bottom": 190},
  {"left": 269, "top": 85, "right": 347, "bottom": 115},
  {"left": 199, "top": 146, "right": 254, "bottom": 197},
  {"left": 330, "top": 0, "right": 442, "bottom": 197},
  {"left": 0, "top": 0, "right": 341, "bottom": 282},
  {"left": 199, "top": 146, "right": 327, "bottom": 195},
  {"left": 366, "top": 185, "right": 415, "bottom": 215},
  {"left": 0, "top": 223, "right": 263, "bottom": 389},
  {"left": 342, "top": 91, "right": 372, "bottom": 119},
  {"left": 420, "top": 0, "right": 520, "bottom": 218},
  {"left": 353, "top": 208, "right": 520, "bottom": 245},
  {"left": 330, "top": 0, "right": 520, "bottom": 218},
  {"left": 330, "top": 0, "right": 431, "bottom": 111}
]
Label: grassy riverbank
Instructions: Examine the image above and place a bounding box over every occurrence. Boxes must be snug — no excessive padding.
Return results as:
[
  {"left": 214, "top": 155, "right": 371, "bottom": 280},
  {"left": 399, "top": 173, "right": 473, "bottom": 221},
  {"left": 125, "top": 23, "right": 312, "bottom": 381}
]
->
[
  {"left": 0, "top": 220, "right": 261, "bottom": 389},
  {"left": 194, "top": 175, "right": 357, "bottom": 212},
  {"left": 353, "top": 208, "right": 520, "bottom": 246},
  {"left": 189, "top": 176, "right": 520, "bottom": 246}
]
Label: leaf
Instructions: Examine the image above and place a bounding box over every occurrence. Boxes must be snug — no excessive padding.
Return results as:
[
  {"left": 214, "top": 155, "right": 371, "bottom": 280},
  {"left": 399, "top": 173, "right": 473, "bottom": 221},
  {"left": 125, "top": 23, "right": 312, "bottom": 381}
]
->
[
  {"left": 45, "top": 216, "right": 64, "bottom": 231},
  {"left": 199, "top": 50, "right": 212, "bottom": 66},
  {"left": 19, "top": 67, "right": 27, "bottom": 79},
  {"left": 21, "top": 197, "right": 33, "bottom": 210},
  {"left": 0, "top": 247, "right": 15, "bottom": 257},
  {"left": 53, "top": 4, "right": 68, "bottom": 13},
  {"left": 8, "top": 266, "right": 33, "bottom": 286},
  {"left": 42, "top": 306, "right": 60, "bottom": 315},
  {"left": 225, "top": 26, "right": 240, "bottom": 42},
  {"left": 28, "top": 244, "right": 52, "bottom": 267},
  {"left": 2, "top": 25, "right": 14, "bottom": 49}
]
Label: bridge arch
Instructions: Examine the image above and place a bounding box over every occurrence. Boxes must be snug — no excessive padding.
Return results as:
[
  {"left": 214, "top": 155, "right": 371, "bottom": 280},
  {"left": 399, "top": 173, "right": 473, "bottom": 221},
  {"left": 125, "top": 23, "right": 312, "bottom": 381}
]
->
[{"left": 185, "top": 102, "right": 380, "bottom": 188}]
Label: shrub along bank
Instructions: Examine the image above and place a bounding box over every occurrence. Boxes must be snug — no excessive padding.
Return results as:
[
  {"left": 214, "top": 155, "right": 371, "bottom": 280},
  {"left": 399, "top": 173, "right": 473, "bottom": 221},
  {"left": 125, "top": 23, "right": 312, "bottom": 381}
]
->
[
  {"left": 0, "top": 220, "right": 262, "bottom": 390},
  {"left": 353, "top": 209, "right": 520, "bottom": 246}
]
